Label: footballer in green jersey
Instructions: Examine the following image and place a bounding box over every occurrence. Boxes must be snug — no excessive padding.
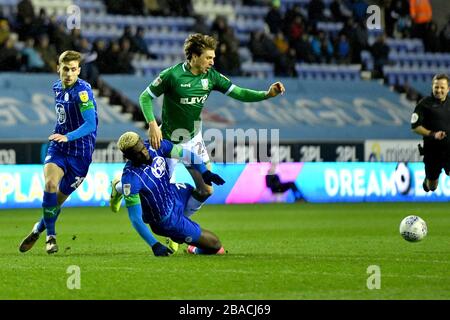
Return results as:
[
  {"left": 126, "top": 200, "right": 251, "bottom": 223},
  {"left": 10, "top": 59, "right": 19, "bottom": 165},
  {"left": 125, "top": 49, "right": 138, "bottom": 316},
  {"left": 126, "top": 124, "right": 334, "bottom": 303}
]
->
[{"left": 138, "top": 33, "right": 285, "bottom": 209}]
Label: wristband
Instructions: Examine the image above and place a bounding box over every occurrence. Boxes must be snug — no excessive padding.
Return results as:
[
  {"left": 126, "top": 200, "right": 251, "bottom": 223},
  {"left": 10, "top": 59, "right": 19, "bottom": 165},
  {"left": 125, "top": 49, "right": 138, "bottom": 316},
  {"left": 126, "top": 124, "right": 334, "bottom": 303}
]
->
[{"left": 428, "top": 131, "right": 436, "bottom": 139}]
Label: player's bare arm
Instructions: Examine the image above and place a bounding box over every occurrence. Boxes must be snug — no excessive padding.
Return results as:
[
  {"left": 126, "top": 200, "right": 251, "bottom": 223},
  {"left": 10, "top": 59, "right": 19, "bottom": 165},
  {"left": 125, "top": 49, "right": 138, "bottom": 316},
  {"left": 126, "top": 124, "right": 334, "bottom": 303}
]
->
[
  {"left": 148, "top": 120, "right": 162, "bottom": 150},
  {"left": 139, "top": 88, "right": 162, "bottom": 149}
]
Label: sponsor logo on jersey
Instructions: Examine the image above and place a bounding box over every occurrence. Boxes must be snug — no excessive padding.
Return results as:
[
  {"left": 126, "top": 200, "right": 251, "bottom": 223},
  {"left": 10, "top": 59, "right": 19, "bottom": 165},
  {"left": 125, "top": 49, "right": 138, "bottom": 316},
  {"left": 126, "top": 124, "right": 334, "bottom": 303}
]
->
[
  {"left": 201, "top": 79, "right": 209, "bottom": 90},
  {"left": 151, "top": 156, "right": 166, "bottom": 178},
  {"left": 181, "top": 83, "right": 191, "bottom": 88},
  {"left": 411, "top": 113, "right": 418, "bottom": 124},
  {"left": 55, "top": 103, "right": 66, "bottom": 124},
  {"left": 78, "top": 90, "right": 89, "bottom": 102},
  {"left": 123, "top": 184, "right": 131, "bottom": 196},
  {"left": 180, "top": 94, "right": 209, "bottom": 105},
  {"left": 152, "top": 76, "right": 162, "bottom": 86}
]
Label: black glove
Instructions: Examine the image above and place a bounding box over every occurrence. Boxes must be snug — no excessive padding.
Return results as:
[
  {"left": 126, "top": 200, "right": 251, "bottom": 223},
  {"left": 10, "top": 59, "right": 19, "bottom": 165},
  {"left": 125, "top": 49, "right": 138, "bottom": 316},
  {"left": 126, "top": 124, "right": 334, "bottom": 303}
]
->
[
  {"left": 151, "top": 242, "right": 170, "bottom": 256},
  {"left": 202, "top": 170, "right": 225, "bottom": 186}
]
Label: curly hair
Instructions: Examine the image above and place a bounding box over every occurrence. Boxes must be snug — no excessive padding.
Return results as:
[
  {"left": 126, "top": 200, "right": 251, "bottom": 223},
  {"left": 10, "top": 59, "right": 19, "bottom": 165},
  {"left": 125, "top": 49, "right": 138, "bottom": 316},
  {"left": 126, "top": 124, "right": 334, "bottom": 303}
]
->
[
  {"left": 184, "top": 33, "right": 217, "bottom": 60},
  {"left": 117, "top": 132, "right": 140, "bottom": 152}
]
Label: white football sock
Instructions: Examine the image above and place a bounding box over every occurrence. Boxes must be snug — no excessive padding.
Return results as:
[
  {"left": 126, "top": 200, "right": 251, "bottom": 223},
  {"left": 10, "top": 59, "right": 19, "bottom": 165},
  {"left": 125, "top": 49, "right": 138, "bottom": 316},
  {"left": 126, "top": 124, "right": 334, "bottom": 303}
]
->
[
  {"left": 184, "top": 196, "right": 203, "bottom": 218},
  {"left": 115, "top": 181, "right": 123, "bottom": 194}
]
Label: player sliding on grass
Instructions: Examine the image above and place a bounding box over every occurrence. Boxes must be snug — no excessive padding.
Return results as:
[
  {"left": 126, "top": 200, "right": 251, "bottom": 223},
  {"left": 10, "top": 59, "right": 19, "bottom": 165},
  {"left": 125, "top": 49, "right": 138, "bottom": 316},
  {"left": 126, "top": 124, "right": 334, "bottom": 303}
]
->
[
  {"left": 111, "top": 131, "right": 226, "bottom": 256},
  {"left": 136, "top": 33, "right": 285, "bottom": 213},
  {"left": 19, "top": 50, "right": 98, "bottom": 254}
]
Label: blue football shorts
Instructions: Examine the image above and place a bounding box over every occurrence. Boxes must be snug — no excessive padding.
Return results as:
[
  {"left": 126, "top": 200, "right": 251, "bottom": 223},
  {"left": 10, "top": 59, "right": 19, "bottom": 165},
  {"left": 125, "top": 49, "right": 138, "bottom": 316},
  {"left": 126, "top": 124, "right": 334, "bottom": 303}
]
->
[
  {"left": 149, "top": 183, "right": 202, "bottom": 245},
  {"left": 44, "top": 146, "right": 92, "bottom": 196}
]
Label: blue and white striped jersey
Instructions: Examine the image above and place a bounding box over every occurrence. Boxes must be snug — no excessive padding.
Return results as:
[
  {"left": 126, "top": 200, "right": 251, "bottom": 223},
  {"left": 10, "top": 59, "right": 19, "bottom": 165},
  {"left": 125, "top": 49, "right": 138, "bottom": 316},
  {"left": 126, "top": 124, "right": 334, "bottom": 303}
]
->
[
  {"left": 50, "top": 78, "right": 98, "bottom": 157},
  {"left": 121, "top": 140, "right": 179, "bottom": 223}
]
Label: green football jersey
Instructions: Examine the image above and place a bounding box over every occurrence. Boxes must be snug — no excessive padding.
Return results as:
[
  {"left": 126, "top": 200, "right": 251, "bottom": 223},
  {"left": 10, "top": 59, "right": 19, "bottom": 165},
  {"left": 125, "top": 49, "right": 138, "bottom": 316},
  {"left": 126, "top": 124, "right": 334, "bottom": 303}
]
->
[{"left": 146, "top": 62, "right": 233, "bottom": 142}]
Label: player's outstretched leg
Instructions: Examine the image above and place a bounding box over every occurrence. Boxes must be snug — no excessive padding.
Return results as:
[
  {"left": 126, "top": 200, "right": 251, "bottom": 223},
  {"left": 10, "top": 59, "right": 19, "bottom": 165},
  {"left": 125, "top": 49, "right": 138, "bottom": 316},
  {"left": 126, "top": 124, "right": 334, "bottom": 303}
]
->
[
  {"left": 184, "top": 168, "right": 213, "bottom": 217},
  {"left": 110, "top": 177, "right": 123, "bottom": 213},
  {"left": 186, "top": 229, "right": 225, "bottom": 255},
  {"left": 42, "top": 191, "right": 60, "bottom": 254},
  {"left": 19, "top": 221, "right": 44, "bottom": 252}
]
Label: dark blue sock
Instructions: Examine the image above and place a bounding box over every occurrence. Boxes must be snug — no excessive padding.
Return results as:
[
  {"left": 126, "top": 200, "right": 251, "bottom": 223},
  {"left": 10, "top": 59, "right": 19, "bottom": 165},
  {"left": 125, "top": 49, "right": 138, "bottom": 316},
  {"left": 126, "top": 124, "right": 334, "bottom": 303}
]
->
[
  {"left": 36, "top": 207, "right": 60, "bottom": 233},
  {"left": 42, "top": 192, "right": 58, "bottom": 236},
  {"left": 36, "top": 218, "right": 46, "bottom": 233}
]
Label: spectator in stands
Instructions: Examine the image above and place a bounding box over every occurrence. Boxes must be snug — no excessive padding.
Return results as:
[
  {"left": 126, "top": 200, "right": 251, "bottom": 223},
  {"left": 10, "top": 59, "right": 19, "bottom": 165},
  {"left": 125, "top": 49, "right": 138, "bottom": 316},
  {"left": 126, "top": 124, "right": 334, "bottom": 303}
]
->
[
  {"left": 101, "top": 41, "right": 122, "bottom": 73},
  {"left": 283, "top": 4, "right": 304, "bottom": 36},
  {"left": 21, "top": 37, "right": 45, "bottom": 72},
  {"left": 211, "top": 16, "right": 240, "bottom": 70},
  {"left": 69, "top": 28, "right": 83, "bottom": 51},
  {"left": 118, "top": 38, "right": 135, "bottom": 74},
  {"left": 265, "top": 0, "right": 283, "bottom": 34},
  {"left": 274, "top": 31, "right": 289, "bottom": 55},
  {"left": 409, "top": 0, "right": 432, "bottom": 43},
  {"left": 294, "top": 33, "right": 315, "bottom": 63},
  {"left": 308, "top": 0, "right": 326, "bottom": 25},
  {"left": 350, "top": 0, "right": 369, "bottom": 23},
  {"left": 214, "top": 41, "right": 241, "bottom": 76},
  {"left": 330, "top": 0, "right": 352, "bottom": 23},
  {"left": 132, "top": 26, "right": 157, "bottom": 59},
  {"left": 439, "top": 18, "right": 450, "bottom": 52},
  {"left": 16, "top": 0, "right": 34, "bottom": 30},
  {"left": 311, "top": 31, "right": 334, "bottom": 63},
  {"left": 0, "top": 35, "right": 21, "bottom": 71},
  {"left": 119, "top": 26, "right": 135, "bottom": 50},
  {"left": 385, "top": 0, "right": 410, "bottom": 37},
  {"left": 424, "top": 21, "right": 440, "bottom": 52},
  {"left": 286, "top": 15, "right": 305, "bottom": 45},
  {"left": 36, "top": 34, "right": 57, "bottom": 72},
  {"left": 192, "top": 14, "right": 211, "bottom": 35},
  {"left": 249, "top": 30, "right": 279, "bottom": 63},
  {"left": 336, "top": 34, "right": 351, "bottom": 64},
  {"left": 274, "top": 47, "right": 298, "bottom": 77},
  {"left": 211, "top": 15, "right": 229, "bottom": 44},
  {"left": 93, "top": 39, "right": 108, "bottom": 74},
  {"left": 349, "top": 20, "right": 369, "bottom": 64},
  {"left": 0, "top": 19, "right": 10, "bottom": 47},
  {"left": 370, "top": 34, "right": 390, "bottom": 79},
  {"left": 33, "top": 8, "right": 51, "bottom": 38},
  {"left": 50, "top": 20, "right": 73, "bottom": 53},
  {"left": 79, "top": 38, "right": 100, "bottom": 87},
  {"left": 16, "top": 0, "right": 35, "bottom": 41}
]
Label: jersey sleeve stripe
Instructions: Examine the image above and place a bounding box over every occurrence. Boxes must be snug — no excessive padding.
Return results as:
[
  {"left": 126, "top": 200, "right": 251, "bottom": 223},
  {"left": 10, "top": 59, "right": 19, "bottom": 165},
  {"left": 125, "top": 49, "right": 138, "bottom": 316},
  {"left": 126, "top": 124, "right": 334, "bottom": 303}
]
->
[
  {"left": 225, "top": 84, "right": 236, "bottom": 96},
  {"left": 146, "top": 87, "right": 157, "bottom": 99}
]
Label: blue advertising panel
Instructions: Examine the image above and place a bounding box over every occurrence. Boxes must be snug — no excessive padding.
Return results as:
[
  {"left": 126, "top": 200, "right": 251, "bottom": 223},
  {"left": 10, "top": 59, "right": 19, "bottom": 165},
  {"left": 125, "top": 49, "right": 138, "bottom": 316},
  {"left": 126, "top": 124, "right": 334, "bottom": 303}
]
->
[
  {"left": 297, "top": 162, "right": 450, "bottom": 202},
  {"left": 1, "top": 162, "right": 449, "bottom": 209}
]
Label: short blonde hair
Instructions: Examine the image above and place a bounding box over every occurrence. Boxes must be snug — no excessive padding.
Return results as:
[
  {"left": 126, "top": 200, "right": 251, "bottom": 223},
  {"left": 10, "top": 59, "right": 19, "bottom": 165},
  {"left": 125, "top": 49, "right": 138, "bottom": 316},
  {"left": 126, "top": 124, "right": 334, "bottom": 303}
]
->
[
  {"left": 117, "top": 132, "right": 140, "bottom": 151},
  {"left": 58, "top": 50, "right": 82, "bottom": 65}
]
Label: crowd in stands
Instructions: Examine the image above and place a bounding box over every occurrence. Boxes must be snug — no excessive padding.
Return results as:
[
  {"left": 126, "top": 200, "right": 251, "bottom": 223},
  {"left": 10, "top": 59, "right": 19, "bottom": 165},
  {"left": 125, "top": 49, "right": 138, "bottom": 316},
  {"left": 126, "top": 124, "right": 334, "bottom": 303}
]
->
[{"left": 0, "top": 0, "right": 449, "bottom": 83}]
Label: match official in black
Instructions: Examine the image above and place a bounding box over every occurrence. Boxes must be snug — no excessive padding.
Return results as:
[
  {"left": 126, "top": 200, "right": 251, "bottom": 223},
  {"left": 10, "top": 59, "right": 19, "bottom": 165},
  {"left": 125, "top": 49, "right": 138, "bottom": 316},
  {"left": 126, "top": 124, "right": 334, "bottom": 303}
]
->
[{"left": 411, "top": 73, "right": 450, "bottom": 192}]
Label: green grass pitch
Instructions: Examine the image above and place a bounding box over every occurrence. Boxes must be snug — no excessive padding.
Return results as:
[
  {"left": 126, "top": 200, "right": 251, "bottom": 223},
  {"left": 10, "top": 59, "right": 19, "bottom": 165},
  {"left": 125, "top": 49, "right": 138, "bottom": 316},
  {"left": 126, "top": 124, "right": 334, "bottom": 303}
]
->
[{"left": 0, "top": 203, "right": 449, "bottom": 300}]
